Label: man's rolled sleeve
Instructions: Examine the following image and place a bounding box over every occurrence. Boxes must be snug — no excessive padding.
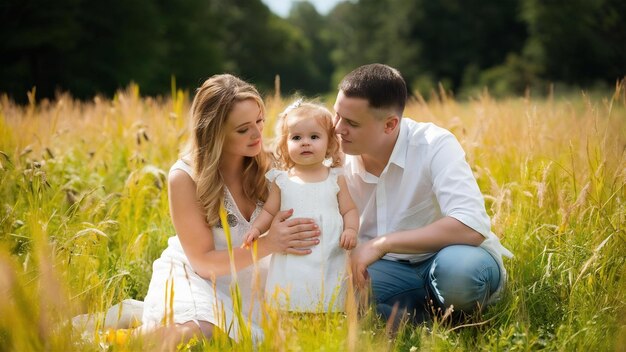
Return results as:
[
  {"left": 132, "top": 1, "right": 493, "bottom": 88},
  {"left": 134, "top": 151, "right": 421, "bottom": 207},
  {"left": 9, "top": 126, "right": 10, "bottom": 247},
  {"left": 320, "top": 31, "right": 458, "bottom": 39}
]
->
[{"left": 429, "top": 133, "right": 491, "bottom": 238}]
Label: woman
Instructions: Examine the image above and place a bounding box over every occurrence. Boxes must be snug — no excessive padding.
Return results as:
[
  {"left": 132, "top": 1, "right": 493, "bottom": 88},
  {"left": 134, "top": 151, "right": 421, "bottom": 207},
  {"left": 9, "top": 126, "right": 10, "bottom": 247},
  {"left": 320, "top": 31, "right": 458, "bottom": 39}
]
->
[{"left": 141, "top": 74, "right": 320, "bottom": 344}]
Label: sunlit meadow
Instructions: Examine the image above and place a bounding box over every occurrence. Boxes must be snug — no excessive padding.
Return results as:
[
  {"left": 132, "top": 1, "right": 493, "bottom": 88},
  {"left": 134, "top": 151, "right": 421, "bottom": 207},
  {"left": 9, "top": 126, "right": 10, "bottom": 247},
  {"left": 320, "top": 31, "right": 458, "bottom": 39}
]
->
[{"left": 1, "top": 82, "right": 624, "bottom": 351}]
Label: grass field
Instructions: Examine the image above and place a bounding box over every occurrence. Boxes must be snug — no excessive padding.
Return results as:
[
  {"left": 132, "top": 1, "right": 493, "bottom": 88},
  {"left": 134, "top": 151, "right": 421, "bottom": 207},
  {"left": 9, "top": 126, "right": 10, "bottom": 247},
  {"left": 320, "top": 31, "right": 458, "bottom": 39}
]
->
[{"left": 1, "top": 83, "right": 625, "bottom": 351}]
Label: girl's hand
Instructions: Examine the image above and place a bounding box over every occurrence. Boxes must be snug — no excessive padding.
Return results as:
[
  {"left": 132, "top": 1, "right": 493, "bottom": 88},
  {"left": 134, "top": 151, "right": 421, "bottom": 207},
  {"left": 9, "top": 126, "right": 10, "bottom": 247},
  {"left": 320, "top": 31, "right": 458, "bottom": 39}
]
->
[
  {"left": 241, "top": 228, "right": 261, "bottom": 249},
  {"left": 264, "top": 209, "right": 320, "bottom": 255},
  {"left": 339, "top": 228, "right": 357, "bottom": 250}
]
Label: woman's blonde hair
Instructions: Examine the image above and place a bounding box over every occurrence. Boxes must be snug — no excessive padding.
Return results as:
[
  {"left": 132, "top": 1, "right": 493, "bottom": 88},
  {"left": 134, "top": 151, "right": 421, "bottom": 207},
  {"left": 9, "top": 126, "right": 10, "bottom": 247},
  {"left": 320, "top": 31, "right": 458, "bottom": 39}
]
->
[
  {"left": 274, "top": 100, "right": 342, "bottom": 169},
  {"left": 184, "top": 74, "right": 269, "bottom": 226}
]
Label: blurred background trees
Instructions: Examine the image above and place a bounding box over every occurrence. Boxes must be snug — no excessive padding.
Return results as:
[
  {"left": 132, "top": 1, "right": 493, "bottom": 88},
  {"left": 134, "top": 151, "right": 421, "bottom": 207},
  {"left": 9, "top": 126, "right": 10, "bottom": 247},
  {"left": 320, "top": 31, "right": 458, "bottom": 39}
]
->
[{"left": 1, "top": 0, "right": 624, "bottom": 101}]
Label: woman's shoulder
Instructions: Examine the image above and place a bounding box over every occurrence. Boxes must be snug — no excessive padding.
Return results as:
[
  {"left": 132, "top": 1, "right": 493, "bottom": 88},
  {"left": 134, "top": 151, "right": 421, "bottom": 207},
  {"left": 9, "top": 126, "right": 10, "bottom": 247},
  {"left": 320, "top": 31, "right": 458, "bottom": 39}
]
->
[
  {"left": 167, "top": 166, "right": 198, "bottom": 214},
  {"left": 170, "top": 159, "right": 193, "bottom": 177},
  {"left": 169, "top": 159, "right": 195, "bottom": 189}
]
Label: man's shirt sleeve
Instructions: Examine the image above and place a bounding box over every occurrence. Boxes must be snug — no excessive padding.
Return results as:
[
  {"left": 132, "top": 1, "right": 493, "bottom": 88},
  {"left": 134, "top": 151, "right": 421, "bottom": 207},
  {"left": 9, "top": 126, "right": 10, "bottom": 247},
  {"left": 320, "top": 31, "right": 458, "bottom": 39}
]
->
[{"left": 429, "top": 131, "right": 491, "bottom": 237}]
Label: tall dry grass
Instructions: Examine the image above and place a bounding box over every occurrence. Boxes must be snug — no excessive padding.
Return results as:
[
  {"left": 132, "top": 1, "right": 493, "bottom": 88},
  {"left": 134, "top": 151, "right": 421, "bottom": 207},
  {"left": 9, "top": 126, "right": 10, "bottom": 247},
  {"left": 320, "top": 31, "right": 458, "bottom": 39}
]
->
[{"left": 0, "top": 82, "right": 624, "bottom": 350}]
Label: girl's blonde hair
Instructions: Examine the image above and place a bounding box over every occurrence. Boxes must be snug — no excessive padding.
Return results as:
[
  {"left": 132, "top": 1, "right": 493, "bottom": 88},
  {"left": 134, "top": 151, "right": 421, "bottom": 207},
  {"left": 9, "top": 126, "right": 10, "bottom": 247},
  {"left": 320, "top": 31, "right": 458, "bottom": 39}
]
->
[
  {"left": 184, "top": 74, "right": 269, "bottom": 226},
  {"left": 274, "top": 100, "right": 342, "bottom": 169}
]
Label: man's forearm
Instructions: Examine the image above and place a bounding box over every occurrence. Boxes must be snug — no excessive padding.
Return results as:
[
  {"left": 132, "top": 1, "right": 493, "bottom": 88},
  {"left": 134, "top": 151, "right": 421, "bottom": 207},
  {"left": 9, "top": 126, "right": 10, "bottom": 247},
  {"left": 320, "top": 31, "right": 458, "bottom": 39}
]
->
[{"left": 373, "top": 216, "right": 485, "bottom": 255}]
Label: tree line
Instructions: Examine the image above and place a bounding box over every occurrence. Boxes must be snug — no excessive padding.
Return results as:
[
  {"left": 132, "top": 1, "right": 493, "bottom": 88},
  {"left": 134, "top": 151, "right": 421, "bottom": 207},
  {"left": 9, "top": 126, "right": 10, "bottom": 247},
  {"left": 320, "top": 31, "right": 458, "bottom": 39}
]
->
[{"left": 1, "top": 0, "right": 625, "bottom": 102}]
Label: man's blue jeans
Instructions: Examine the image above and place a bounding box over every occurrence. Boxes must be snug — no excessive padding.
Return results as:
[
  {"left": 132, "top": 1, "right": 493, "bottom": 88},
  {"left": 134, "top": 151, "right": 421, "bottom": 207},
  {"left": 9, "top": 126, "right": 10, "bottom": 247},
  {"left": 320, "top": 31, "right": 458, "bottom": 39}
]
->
[{"left": 368, "top": 245, "right": 500, "bottom": 323}]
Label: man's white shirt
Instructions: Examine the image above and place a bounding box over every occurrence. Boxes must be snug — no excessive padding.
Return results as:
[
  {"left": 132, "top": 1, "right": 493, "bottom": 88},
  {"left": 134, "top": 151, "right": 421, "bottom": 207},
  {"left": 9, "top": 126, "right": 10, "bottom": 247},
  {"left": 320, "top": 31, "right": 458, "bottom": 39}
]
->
[{"left": 343, "top": 118, "right": 512, "bottom": 295}]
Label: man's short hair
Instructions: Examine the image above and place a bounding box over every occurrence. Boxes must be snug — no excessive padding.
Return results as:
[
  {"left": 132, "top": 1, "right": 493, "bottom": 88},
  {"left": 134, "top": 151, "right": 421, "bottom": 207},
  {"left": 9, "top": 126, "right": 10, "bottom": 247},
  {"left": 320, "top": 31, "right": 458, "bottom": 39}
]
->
[{"left": 339, "top": 63, "right": 407, "bottom": 116}]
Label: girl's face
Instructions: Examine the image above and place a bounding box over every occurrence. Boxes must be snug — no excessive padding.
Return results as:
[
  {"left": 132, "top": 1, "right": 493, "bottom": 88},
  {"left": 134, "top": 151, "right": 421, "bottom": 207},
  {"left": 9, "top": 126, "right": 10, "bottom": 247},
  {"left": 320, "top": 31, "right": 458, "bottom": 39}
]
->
[
  {"left": 223, "top": 99, "right": 264, "bottom": 158},
  {"left": 286, "top": 115, "right": 329, "bottom": 167}
]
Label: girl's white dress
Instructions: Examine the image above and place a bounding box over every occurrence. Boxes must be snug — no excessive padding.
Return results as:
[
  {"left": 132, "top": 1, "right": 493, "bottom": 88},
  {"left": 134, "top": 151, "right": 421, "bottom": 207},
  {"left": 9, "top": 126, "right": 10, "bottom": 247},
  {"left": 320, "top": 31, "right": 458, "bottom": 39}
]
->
[
  {"left": 142, "top": 160, "right": 269, "bottom": 341},
  {"left": 265, "top": 168, "right": 347, "bottom": 312}
]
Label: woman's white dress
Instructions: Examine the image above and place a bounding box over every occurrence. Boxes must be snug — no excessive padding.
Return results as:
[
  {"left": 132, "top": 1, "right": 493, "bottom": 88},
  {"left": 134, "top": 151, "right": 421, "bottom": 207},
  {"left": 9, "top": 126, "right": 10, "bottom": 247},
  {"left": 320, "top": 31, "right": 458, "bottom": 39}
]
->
[
  {"left": 142, "top": 160, "right": 269, "bottom": 341},
  {"left": 264, "top": 168, "right": 347, "bottom": 312}
]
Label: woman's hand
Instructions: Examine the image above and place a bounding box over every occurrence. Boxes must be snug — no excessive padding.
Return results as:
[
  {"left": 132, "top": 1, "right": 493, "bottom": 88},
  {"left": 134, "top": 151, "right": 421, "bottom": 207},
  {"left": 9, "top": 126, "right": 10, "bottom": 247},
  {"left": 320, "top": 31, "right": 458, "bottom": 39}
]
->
[{"left": 263, "top": 209, "right": 320, "bottom": 255}]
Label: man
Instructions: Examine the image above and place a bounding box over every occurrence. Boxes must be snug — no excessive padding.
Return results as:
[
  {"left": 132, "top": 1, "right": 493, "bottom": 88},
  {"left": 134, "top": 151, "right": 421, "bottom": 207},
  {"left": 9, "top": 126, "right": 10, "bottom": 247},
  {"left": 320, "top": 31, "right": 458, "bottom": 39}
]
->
[{"left": 333, "top": 63, "right": 512, "bottom": 323}]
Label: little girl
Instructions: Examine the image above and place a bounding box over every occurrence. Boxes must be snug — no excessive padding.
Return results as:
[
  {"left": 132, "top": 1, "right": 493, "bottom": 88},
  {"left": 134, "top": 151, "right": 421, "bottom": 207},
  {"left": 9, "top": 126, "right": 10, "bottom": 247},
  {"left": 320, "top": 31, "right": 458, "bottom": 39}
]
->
[{"left": 243, "top": 99, "right": 359, "bottom": 312}]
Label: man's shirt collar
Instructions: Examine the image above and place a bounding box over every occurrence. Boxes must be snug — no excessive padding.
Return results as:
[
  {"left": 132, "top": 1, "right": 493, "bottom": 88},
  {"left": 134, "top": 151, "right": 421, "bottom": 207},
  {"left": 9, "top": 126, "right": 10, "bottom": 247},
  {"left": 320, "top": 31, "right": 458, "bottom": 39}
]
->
[
  {"left": 346, "top": 118, "right": 408, "bottom": 183},
  {"left": 387, "top": 118, "right": 408, "bottom": 170}
]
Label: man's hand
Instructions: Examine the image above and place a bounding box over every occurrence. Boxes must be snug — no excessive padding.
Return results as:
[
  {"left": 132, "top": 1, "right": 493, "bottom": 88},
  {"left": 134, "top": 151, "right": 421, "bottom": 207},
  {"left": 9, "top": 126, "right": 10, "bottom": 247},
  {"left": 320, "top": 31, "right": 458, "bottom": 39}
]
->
[
  {"left": 339, "top": 228, "right": 358, "bottom": 250},
  {"left": 349, "top": 237, "right": 387, "bottom": 288}
]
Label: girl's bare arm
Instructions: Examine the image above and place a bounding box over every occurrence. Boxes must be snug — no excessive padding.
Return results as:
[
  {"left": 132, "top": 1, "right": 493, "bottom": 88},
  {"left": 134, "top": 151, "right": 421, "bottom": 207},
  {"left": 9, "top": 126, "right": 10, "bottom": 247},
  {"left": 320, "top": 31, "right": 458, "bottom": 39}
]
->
[{"left": 337, "top": 175, "right": 359, "bottom": 249}]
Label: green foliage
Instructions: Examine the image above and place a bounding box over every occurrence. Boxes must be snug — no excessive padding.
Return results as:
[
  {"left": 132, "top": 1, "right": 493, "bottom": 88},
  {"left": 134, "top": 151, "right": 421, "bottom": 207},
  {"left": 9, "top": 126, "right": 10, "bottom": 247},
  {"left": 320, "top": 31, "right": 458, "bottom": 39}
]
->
[
  {"left": 287, "top": 2, "right": 335, "bottom": 94},
  {"left": 464, "top": 53, "right": 541, "bottom": 98},
  {"left": 0, "top": 0, "right": 81, "bottom": 99},
  {"left": 522, "top": 0, "right": 626, "bottom": 85},
  {"left": 149, "top": 0, "right": 224, "bottom": 93},
  {"left": 328, "top": 0, "right": 527, "bottom": 94},
  {"left": 2, "top": 1, "right": 625, "bottom": 100},
  {"left": 0, "top": 0, "right": 312, "bottom": 100}
]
